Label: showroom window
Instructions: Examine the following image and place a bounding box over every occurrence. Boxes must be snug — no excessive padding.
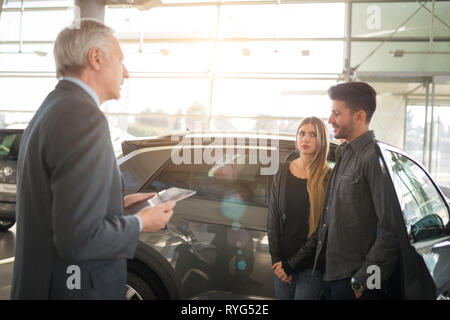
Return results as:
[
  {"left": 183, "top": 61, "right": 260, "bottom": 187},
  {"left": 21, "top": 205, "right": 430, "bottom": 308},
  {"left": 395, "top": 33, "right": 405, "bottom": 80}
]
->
[
  {"left": 0, "top": 1, "right": 72, "bottom": 127},
  {"left": 0, "top": 0, "right": 345, "bottom": 134},
  {"left": 405, "top": 104, "right": 450, "bottom": 189},
  {"left": 1, "top": 0, "right": 448, "bottom": 162}
]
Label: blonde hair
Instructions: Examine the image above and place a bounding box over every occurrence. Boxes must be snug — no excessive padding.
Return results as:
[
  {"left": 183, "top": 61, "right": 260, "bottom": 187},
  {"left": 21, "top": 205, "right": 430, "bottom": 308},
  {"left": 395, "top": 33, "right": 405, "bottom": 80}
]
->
[{"left": 296, "top": 117, "right": 330, "bottom": 238}]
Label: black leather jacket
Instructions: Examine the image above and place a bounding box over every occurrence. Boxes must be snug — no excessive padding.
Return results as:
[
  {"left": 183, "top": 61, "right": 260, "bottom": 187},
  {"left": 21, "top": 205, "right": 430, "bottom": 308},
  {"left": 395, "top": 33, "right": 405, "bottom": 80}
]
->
[{"left": 267, "top": 161, "right": 288, "bottom": 266}]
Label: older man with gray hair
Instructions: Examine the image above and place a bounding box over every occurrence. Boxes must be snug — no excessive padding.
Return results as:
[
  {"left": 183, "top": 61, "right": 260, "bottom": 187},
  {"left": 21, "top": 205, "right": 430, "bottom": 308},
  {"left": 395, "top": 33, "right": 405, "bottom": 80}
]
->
[{"left": 11, "top": 18, "right": 175, "bottom": 299}]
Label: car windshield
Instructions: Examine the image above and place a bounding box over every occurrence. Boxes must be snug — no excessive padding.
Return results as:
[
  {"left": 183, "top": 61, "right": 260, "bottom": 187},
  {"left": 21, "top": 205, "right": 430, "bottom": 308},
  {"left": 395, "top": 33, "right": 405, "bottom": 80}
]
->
[{"left": 0, "top": 132, "right": 22, "bottom": 161}]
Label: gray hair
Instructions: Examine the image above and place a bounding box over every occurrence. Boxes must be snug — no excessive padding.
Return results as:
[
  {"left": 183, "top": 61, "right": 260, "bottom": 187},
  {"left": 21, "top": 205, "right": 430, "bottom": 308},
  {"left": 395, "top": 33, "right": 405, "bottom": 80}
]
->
[{"left": 53, "top": 18, "right": 114, "bottom": 79}]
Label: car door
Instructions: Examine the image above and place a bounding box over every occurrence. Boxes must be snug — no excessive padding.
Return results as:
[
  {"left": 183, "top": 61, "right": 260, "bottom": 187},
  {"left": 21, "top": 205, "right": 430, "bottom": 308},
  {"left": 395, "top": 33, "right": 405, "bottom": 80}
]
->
[
  {"left": 141, "top": 146, "right": 277, "bottom": 299},
  {"left": 0, "top": 130, "right": 22, "bottom": 227},
  {"left": 382, "top": 148, "right": 450, "bottom": 299}
]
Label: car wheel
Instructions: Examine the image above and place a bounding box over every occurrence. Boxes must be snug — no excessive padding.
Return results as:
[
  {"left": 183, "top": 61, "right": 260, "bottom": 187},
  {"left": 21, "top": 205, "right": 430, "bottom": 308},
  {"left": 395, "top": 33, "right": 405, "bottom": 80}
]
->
[
  {"left": 126, "top": 264, "right": 169, "bottom": 300},
  {"left": 0, "top": 219, "right": 15, "bottom": 231}
]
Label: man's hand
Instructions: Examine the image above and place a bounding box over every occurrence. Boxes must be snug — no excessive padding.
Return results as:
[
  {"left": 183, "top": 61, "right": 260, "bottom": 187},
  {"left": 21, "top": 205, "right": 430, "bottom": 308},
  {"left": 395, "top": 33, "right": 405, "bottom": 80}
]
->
[
  {"left": 124, "top": 192, "right": 156, "bottom": 209},
  {"left": 137, "top": 201, "right": 176, "bottom": 233},
  {"left": 353, "top": 289, "right": 363, "bottom": 299}
]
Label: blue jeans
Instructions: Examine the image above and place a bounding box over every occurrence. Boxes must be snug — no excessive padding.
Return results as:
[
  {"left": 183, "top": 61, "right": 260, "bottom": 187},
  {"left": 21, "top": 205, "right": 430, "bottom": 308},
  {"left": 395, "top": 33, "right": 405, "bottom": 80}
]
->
[{"left": 274, "top": 269, "right": 324, "bottom": 300}]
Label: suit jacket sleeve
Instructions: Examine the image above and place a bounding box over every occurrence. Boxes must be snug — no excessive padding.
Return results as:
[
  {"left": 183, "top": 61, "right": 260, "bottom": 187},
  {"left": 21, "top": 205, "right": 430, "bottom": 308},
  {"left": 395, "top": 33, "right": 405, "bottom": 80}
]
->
[{"left": 46, "top": 102, "right": 140, "bottom": 262}]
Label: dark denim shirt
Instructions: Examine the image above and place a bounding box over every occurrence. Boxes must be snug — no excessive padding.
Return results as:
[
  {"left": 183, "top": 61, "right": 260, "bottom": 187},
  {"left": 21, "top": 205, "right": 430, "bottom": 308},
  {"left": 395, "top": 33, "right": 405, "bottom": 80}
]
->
[{"left": 315, "top": 131, "right": 399, "bottom": 289}]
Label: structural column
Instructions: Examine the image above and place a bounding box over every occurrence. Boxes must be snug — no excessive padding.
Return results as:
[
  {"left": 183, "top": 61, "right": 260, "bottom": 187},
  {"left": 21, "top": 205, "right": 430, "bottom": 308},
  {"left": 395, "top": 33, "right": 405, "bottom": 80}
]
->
[
  {"left": 0, "top": 0, "right": 4, "bottom": 21},
  {"left": 343, "top": 0, "right": 352, "bottom": 82},
  {"left": 74, "top": 0, "right": 106, "bottom": 22}
]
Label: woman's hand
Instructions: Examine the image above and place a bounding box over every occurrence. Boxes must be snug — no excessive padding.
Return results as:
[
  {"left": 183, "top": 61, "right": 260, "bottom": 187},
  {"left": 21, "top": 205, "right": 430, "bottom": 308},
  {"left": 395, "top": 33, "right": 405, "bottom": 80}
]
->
[
  {"left": 272, "top": 262, "right": 292, "bottom": 284},
  {"left": 123, "top": 192, "right": 156, "bottom": 209}
]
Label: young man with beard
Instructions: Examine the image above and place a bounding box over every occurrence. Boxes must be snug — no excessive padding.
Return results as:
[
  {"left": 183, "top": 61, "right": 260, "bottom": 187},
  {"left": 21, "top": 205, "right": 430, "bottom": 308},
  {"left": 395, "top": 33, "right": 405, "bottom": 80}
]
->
[{"left": 316, "top": 82, "right": 399, "bottom": 299}]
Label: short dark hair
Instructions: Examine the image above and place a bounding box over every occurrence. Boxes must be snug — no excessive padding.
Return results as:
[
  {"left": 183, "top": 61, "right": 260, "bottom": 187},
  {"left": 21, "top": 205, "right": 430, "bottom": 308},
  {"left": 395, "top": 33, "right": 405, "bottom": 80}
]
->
[{"left": 328, "top": 82, "right": 376, "bottom": 123}]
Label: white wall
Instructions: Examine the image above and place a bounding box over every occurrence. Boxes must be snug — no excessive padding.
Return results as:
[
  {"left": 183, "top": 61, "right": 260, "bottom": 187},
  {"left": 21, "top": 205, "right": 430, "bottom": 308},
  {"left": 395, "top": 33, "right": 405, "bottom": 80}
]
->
[{"left": 369, "top": 93, "right": 406, "bottom": 149}]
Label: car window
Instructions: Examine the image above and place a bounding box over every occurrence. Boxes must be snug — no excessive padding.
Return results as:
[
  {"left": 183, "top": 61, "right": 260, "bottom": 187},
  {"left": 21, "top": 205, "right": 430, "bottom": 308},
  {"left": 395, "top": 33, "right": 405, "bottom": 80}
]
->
[
  {"left": 190, "top": 154, "right": 267, "bottom": 207},
  {"left": 143, "top": 151, "right": 268, "bottom": 207},
  {"left": 0, "top": 132, "right": 21, "bottom": 160},
  {"left": 144, "top": 161, "right": 191, "bottom": 192},
  {"left": 387, "top": 151, "right": 449, "bottom": 242}
]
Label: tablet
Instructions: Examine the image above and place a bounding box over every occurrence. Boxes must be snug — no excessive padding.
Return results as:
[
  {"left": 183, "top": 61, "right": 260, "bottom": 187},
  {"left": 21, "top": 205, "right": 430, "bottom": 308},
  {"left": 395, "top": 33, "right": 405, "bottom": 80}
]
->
[
  {"left": 124, "top": 187, "right": 196, "bottom": 215},
  {"left": 148, "top": 187, "right": 196, "bottom": 206}
]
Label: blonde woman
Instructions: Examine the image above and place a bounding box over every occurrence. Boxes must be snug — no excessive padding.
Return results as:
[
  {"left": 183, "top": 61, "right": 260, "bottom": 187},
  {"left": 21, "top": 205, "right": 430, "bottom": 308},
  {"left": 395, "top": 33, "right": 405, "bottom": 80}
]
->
[{"left": 267, "top": 116, "right": 330, "bottom": 300}]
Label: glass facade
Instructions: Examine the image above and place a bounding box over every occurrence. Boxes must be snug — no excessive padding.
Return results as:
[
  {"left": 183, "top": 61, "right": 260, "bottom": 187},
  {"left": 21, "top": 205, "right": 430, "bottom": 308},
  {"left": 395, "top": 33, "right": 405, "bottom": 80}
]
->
[
  {"left": 405, "top": 104, "right": 450, "bottom": 188},
  {"left": 0, "top": 0, "right": 345, "bottom": 134},
  {"left": 0, "top": 1, "right": 449, "bottom": 188}
]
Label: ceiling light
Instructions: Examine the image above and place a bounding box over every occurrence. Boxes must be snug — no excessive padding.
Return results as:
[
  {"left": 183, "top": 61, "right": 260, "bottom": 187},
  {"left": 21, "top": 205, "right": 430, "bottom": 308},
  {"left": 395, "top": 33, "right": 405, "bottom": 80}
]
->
[
  {"left": 34, "top": 51, "right": 48, "bottom": 57},
  {"left": 391, "top": 49, "right": 450, "bottom": 57},
  {"left": 391, "top": 50, "right": 405, "bottom": 57}
]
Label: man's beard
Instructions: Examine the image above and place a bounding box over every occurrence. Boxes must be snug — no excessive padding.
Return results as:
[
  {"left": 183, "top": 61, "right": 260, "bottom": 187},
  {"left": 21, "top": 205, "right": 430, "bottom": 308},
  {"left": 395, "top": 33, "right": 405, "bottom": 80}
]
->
[{"left": 333, "top": 122, "right": 354, "bottom": 140}]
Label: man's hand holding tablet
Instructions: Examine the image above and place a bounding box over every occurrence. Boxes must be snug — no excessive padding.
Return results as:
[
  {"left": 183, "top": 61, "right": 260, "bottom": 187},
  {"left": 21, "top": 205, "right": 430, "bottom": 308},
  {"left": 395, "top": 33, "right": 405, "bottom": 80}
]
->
[
  {"left": 123, "top": 192, "right": 156, "bottom": 209},
  {"left": 123, "top": 188, "right": 196, "bottom": 233},
  {"left": 136, "top": 201, "right": 176, "bottom": 232}
]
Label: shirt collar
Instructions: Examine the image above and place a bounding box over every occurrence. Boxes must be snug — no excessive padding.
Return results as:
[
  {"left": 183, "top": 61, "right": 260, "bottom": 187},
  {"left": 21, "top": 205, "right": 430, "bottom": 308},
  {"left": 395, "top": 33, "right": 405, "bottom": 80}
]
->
[
  {"left": 335, "top": 130, "right": 375, "bottom": 160},
  {"left": 62, "top": 77, "right": 100, "bottom": 107},
  {"left": 349, "top": 130, "right": 375, "bottom": 155}
]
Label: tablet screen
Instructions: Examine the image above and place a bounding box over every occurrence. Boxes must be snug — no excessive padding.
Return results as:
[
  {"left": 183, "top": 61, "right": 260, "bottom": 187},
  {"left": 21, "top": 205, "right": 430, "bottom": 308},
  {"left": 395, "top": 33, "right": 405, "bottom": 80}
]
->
[{"left": 124, "top": 187, "right": 196, "bottom": 215}]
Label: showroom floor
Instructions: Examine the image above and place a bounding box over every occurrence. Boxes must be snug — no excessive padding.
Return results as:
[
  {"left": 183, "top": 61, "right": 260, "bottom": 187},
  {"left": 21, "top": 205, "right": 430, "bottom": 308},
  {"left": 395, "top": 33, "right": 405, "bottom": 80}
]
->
[{"left": 0, "top": 225, "right": 15, "bottom": 300}]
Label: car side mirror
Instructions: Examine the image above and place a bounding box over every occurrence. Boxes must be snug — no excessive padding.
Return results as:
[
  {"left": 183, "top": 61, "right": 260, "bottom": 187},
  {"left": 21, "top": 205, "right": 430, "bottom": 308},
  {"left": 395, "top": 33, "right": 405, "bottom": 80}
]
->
[{"left": 411, "top": 214, "right": 445, "bottom": 242}]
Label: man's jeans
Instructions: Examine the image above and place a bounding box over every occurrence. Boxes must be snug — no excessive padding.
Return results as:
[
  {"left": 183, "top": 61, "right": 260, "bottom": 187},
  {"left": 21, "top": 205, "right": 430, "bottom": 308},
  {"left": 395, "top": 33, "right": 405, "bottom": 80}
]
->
[
  {"left": 323, "top": 278, "right": 387, "bottom": 300},
  {"left": 274, "top": 269, "right": 323, "bottom": 300}
]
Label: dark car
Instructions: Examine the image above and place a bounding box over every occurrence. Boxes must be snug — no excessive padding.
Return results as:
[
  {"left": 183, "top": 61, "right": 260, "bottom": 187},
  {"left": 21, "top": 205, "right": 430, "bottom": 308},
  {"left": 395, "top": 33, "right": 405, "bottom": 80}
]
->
[
  {"left": 0, "top": 129, "right": 23, "bottom": 231},
  {"left": 119, "top": 131, "right": 450, "bottom": 300}
]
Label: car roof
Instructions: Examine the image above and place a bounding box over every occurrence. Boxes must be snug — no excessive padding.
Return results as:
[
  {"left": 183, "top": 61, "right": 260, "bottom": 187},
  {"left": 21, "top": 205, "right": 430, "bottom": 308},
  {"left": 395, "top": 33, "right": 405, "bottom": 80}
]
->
[{"left": 122, "top": 130, "right": 340, "bottom": 156}]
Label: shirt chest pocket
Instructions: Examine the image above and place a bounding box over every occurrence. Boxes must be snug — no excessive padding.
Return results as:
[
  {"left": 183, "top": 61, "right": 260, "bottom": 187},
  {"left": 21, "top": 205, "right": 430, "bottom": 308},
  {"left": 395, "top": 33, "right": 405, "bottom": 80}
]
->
[
  {"left": 336, "top": 174, "right": 363, "bottom": 203},
  {"left": 341, "top": 174, "right": 360, "bottom": 185}
]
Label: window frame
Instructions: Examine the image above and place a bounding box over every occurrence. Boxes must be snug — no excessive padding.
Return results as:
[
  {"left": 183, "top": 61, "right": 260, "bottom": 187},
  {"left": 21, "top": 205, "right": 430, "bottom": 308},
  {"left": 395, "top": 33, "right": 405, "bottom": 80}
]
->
[{"left": 381, "top": 144, "right": 450, "bottom": 242}]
